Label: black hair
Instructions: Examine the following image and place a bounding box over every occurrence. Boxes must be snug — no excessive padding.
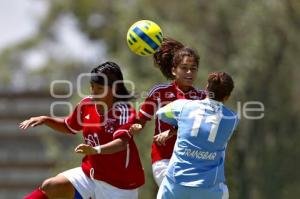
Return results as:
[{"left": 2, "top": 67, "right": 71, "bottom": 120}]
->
[{"left": 90, "top": 61, "right": 134, "bottom": 101}]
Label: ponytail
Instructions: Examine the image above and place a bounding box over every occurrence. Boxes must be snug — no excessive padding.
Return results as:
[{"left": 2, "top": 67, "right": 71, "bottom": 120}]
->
[{"left": 153, "top": 37, "right": 199, "bottom": 80}]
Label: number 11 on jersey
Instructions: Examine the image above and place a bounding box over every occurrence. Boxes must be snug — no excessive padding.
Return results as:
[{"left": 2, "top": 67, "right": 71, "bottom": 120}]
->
[{"left": 188, "top": 108, "right": 222, "bottom": 143}]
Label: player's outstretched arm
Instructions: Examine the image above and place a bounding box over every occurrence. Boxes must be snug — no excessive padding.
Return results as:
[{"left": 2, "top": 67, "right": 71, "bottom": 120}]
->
[
  {"left": 19, "top": 116, "right": 72, "bottom": 134},
  {"left": 74, "top": 138, "right": 129, "bottom": 155}
]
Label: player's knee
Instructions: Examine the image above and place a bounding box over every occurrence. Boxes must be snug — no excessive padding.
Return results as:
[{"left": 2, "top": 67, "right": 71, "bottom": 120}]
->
[
  {"left": 40, "top": 177, "right": 57, "bottom": 192},
  {"left": 40, "top": 175, "right": 75, "bottom": 198}
]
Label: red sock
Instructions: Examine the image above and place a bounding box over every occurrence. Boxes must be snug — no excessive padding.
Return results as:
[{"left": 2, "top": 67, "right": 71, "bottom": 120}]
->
[{"left": 24, "top": 188, "right": 48, "bottom": 199}]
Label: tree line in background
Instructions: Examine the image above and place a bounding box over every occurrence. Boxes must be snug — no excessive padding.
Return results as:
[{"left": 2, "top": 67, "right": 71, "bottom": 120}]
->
[{"left": 0, "top": 0, "right": 299, "bottom": 198}]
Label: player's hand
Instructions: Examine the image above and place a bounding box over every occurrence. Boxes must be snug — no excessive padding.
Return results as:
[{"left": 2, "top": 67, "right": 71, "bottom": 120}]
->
[
  {"left": 74, "top": 143, "right": 97, "bottom": 155},
  {"left": 19, "top": 116, "right": 47, "bottom": 130},
  {"left": 154, "top": 130, "right": 170, "bottom": 146},
  {"left": 154, "top": 129, "right": 177, "bottom": 146},
  {"left": 129, "top": 123, "right": 143, "bottom": 135}
]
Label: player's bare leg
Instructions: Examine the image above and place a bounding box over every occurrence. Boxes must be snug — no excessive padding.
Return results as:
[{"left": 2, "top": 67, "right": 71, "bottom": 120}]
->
[{"left": 40, "top": 174, "right": 75, "bottom": 199}]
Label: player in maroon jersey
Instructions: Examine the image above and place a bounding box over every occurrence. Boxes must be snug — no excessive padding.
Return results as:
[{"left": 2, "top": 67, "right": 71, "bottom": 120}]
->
[
  {"left": 20, "top": 62, "right": 144, "bottom": 199},
  {"left": 130, "top": 38, "right": 205, "bottom": 186}
]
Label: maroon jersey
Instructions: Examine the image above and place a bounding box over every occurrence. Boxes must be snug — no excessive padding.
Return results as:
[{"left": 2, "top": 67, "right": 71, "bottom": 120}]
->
[
  {"left": 65, "top": 97, "right": 144, "bottom": 189},
  {"left": 138, "top": 82, "right": 205, "bottom": 164}
]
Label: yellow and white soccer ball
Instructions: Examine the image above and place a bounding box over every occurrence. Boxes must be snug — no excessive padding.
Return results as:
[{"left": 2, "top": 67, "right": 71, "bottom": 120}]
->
[{"left": 127, "top": 20, "right": 163, "bottom": 56}]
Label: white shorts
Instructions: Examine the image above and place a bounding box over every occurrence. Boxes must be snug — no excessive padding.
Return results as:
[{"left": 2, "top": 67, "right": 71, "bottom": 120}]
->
[
  {"left": 152, "top": 159, "right": 170, "bottom": 186},
  {"left": 61, "top": 167, "right": 138, "bottom": 199}
]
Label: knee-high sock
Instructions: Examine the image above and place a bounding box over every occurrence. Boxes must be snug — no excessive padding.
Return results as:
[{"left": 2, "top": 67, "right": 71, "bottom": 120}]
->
[{"left": 24, "top": 188, "right": 48, "bottom": 199}]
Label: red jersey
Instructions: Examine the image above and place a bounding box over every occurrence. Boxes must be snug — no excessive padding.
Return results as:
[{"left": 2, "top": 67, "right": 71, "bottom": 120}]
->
[
  {"left": 65, "top": 97, "right": 145, "bottom": 189},
  {"left": 138, "top": 82, "right": 205, "bottom": 164}
]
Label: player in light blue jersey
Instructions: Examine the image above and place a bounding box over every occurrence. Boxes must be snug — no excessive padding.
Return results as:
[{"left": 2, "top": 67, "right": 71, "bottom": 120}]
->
[{"left": 156, "top": 72, "right": 239, "bottom": 199}]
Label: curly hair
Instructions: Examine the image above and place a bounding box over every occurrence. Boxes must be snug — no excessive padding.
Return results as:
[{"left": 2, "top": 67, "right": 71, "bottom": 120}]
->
[{"left": 153, "top": 38, "right": 200, "bottom": 79}]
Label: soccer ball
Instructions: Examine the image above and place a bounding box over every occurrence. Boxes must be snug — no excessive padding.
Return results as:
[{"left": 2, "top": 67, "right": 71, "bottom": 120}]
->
[{"left": 126, "top": 20, "right": 163, "bottom": 56}]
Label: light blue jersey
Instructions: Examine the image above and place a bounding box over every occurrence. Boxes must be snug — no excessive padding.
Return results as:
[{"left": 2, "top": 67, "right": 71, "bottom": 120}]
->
[{"left": 156, "top": 98, "right": 239, "bottom": 188}]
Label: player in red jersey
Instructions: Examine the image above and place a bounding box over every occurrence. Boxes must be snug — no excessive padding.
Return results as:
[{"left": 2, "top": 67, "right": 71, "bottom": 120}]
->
[
  {"left": 20, "top": 62, "right": 144, "bottom": 199},
  {"left": 131, "top": 38, "right": 205, "bottom": 186}
]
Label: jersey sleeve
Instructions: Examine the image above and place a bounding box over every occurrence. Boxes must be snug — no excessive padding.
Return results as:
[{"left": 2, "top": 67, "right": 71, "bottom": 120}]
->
[
  {"left": 232, "top": 115, "right": 240, "bottom": 132},
  {"left": 156, "top": 99, "right": 188, "bottom": 127},
  {"left": 227, "top": 112, "right": 240, "bottom": 140},
  {"left": 113, "top": 105, "right": 137, "bottom": 140},
  {"left": 64, "top": 103, "right": 83, "bottom": 134},
  {"left": 138, "top": 92, "right": 158, "bottom": 121}
]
